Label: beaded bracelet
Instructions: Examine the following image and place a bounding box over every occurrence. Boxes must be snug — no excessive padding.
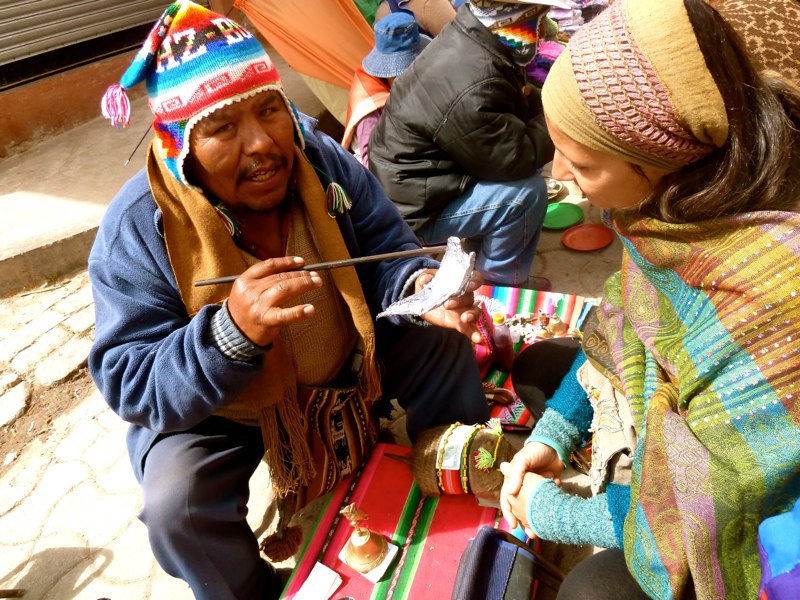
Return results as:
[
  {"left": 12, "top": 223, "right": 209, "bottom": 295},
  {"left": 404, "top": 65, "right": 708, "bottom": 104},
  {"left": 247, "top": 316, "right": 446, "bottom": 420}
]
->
[{"left": 459, "top": 424, "right": 484, "bottom": 494}]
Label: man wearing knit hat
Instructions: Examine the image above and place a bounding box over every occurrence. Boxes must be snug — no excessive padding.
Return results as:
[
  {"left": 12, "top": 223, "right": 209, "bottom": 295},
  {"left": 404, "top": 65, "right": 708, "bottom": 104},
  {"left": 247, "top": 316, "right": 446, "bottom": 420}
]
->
[
  {"left": 369, "top": 0, "right": 569, "bottom": 289},
  {"left": 88, "top": 2, "right": 489, "bottom": 598}
]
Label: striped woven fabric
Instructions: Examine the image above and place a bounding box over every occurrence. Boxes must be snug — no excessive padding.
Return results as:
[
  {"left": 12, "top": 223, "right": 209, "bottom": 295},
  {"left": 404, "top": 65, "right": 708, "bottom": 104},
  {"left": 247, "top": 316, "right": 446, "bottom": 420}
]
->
[
  {"left": 583, "top": 210, "right": 800, "bottom": 599},
  {"left": 281, "top": 443, "right": 512, "bottom": 599}
]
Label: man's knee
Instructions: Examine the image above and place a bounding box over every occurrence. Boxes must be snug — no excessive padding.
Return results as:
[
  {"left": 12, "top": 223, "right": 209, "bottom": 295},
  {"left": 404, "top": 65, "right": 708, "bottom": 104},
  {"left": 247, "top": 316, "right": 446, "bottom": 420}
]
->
[
  {"left": 490, "top": 176, "right": 548, "bottom": 228},
  {"left": 140, "top": 452, "right": 203, "bottom": 532}
]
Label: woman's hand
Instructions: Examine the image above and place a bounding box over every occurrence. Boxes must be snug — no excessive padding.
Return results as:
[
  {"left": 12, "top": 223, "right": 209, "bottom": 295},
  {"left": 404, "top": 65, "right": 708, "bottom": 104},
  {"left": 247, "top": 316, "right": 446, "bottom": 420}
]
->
[
  {"left": 500, "top": 442, "right": 564, "bottom": 531},
  {"left": 416, "top": 269, "right": 485, "bottom": 343},
  {"left": 226, "top": 256, "right": 322, "bottom": 347},
  {"left": 501, "top": 470, "right": 548, "bottom": 538}
]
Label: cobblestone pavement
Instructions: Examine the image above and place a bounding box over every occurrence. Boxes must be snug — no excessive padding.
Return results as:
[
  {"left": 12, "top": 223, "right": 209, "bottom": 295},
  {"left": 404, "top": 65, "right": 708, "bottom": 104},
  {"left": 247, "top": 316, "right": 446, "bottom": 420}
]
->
[
  {"left": 0, "top": 271, "right": 186, "bottom": 598},
  {"left": 0, "top": 271, "right": 289, "bottom": 599}
]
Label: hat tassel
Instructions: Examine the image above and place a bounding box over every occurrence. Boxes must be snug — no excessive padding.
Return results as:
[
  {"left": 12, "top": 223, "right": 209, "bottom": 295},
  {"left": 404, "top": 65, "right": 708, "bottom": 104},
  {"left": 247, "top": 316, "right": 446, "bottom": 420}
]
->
[{"left": 101, "top": 84, "right": 131, "bottom": 128}]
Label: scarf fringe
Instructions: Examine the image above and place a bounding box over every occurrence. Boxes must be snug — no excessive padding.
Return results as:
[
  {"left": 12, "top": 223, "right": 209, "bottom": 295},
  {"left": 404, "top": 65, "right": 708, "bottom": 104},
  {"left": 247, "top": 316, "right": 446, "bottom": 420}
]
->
[
  {"left": 358, "top": 336, "right": 382, "bottom": 409},
  {"left": 261, "top": 391, "right": 316, "bottom": 498}
]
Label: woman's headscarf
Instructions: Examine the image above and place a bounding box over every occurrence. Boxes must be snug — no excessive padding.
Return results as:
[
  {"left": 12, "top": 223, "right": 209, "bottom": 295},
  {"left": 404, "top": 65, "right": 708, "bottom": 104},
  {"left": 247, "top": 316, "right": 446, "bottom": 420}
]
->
[{"left": 542, "top": 0, "right": 729, "bottom": 171}]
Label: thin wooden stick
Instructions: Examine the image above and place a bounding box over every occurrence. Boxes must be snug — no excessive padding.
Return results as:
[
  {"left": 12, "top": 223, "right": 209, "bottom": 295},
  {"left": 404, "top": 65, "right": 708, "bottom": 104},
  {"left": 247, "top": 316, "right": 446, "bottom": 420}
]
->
[
  {"left": 193, "top": 245, "right": 447, "bottom": 287},
  {"left": 124, "top": 125, "right": 152, "bottom": 166}
]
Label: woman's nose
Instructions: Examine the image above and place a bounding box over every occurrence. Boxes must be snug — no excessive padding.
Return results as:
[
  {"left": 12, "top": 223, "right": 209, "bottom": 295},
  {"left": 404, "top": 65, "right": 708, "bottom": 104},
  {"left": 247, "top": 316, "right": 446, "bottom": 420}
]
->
[{"left": 550, "top": 150, "right": 573, "bottom": 182}]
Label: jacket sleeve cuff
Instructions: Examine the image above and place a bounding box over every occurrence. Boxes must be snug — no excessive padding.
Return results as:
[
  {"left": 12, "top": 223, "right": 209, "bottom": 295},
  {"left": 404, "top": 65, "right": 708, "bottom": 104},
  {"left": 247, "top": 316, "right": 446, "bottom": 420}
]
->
[
  {"left": 209, "top": 300, "right": 272, "bottom": 362},
  {"left": 525, "top": 408, "right": 582, "bottom": 467},
  {"left": 526, "top": 481, "right": 619, "bottom": 549}
]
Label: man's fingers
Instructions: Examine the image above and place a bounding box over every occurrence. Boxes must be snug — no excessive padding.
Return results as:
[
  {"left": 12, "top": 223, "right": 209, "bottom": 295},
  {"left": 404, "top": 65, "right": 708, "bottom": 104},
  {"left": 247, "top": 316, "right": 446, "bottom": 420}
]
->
[
  {"left": 243, "top": 256, "right": 305, "bottom": 279},
  {"left": 236, "top": 270, "right": 322, "bottom": 305},
  {"left": 443, "top": 290, "right": 476, "bottom": 310},
  {"left": 263, "top": 304, "right": 315, "bottom": 326}
]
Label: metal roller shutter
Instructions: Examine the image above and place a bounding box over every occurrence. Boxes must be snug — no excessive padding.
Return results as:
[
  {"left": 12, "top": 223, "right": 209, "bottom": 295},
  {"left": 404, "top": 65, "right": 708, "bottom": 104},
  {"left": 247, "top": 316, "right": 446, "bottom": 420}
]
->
[{"left": 0, "top": 0, "right": 174, "bottom": 67}]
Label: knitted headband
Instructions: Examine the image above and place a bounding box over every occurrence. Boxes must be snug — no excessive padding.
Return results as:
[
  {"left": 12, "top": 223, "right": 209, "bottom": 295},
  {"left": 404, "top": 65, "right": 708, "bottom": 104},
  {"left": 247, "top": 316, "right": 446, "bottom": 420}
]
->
[
  {"left": 101, "top": 0, "right": 304, "bottom": 186},
  {"left": 542, "top": 0, "right": 729, "bottom": 171}
]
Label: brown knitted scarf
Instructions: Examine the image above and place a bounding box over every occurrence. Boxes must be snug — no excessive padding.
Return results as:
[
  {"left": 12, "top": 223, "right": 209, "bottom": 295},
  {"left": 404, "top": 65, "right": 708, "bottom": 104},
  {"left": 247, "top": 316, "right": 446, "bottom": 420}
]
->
[{"left": 146, "top": 143, "right": 381, "bottom": 497}]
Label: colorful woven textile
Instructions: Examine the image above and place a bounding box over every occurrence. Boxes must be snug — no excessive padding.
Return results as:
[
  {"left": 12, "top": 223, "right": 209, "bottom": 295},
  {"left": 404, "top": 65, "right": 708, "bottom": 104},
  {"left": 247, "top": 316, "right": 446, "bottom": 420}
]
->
[
  {"left": 281, "top": 443, "right": 513, "bottom": 599},
  {"left": 582, "top": 211, "right": 800, "bottom": 599}
]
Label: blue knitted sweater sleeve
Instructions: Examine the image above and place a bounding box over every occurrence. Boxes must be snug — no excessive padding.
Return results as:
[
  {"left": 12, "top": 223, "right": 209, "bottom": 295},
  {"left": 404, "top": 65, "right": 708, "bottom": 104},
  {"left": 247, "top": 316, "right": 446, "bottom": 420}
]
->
[
  {"left": 543, "top": 349, "right": 592, "bottom": 436},
  {"left": 525, "top": 349, "right": 593, "bottom": 464},
  {"left": 526, "top": 480, "right": 619, "bottom": 549}
]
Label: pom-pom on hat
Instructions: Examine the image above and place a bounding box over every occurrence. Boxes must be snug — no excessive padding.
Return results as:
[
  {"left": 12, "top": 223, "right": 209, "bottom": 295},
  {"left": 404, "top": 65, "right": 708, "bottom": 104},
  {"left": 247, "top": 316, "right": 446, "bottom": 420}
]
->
[
  {"left": 362, "top": 12, "right": 431, "bottom": 79},
  {"left": 101, "top": 0, "right": 304, "bottom": 186}
]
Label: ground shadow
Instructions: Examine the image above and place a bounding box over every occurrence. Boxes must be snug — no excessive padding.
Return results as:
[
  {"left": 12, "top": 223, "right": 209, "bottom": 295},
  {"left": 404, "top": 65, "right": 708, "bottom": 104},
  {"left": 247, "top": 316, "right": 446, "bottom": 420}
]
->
[{"left": 0, "top": 547, "right": 112, "bottom": 599}]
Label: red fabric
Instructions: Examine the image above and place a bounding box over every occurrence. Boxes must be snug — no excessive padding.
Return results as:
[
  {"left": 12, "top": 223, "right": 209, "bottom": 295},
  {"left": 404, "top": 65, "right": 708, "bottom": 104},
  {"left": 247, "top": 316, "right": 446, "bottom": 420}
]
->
[{"left": 282, "top": 443, "right": 512, "bottom": 599}]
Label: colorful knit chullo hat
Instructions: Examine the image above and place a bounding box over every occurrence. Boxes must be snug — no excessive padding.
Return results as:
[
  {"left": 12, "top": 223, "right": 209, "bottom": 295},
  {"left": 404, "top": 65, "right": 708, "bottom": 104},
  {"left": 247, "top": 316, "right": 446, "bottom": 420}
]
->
[{"left": 101, "top": 0, "right": 304, "bottom": 186}]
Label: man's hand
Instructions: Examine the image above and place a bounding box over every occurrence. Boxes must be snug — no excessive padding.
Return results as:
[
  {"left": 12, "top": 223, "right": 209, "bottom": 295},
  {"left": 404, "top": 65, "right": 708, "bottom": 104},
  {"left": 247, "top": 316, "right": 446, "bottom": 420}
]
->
[
  {"left": 416, "top": 269, "right": 485, "bottom": 343},
  {"left": 226, "top": 256, "right": 322, "bottom": 347}
]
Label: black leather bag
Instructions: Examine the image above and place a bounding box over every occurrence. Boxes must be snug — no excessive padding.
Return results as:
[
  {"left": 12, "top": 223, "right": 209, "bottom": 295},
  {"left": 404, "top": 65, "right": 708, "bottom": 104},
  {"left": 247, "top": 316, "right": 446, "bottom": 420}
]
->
[{"left": 451, "top": 526, "right": 563, "bottom": 600}]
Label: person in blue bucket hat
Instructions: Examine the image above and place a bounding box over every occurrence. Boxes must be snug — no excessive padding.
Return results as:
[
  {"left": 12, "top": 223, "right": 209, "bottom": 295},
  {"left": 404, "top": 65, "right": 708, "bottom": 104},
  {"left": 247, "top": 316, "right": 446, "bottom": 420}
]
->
[
  {"left": 363, "top": 12, "right": 431, "bottom": 77},
  {"left": 342, "top": 12, "right": 430, "bottom": 166}
]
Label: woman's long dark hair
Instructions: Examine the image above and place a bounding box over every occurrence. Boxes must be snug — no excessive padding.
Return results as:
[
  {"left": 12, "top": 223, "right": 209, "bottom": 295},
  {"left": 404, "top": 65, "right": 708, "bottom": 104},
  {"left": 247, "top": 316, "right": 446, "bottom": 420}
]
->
[{"left": 635, "top": 0, "right": 800, "bottom": 223}]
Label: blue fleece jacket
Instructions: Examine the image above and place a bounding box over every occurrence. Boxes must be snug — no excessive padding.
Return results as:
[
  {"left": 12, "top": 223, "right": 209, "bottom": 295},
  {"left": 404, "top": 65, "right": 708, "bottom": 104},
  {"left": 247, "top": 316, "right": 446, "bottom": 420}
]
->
[{"left": 88, "top": 115, "right": 438, "bottom": 482}]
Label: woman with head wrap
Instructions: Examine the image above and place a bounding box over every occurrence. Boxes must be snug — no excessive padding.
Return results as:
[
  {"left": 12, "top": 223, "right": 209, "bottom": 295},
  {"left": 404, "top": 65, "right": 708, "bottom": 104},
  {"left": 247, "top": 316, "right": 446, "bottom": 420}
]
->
[{"left": 499, "top": 0, "right": 800, "bottom": 598}]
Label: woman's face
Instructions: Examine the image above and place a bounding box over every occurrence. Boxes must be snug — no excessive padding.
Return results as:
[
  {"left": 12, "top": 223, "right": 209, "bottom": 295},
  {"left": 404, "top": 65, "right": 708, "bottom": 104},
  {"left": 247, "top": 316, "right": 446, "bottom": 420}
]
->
[{"left": 546, "top": 117, "right": 667, "bottom": 209}]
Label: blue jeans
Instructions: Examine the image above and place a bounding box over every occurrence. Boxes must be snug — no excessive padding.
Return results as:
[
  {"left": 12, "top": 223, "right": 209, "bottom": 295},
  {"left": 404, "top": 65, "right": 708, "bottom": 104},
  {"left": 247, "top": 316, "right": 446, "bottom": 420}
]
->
[{"left": 416, "top": 175, "right": 547, "bottom": 286}]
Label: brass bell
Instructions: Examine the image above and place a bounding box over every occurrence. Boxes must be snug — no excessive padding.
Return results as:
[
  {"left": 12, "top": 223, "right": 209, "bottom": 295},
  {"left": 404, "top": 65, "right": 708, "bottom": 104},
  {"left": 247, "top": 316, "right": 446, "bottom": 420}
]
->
[{"left": 340, "top": 503, "right": 388, "bottom": 573}]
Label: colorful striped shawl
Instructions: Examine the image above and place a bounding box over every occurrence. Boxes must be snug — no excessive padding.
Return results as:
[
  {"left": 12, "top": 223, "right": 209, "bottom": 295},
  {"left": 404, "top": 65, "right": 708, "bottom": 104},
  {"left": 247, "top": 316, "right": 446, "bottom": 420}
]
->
[{"left": 582, "top": 210, "right": 800, "bottom": 599}]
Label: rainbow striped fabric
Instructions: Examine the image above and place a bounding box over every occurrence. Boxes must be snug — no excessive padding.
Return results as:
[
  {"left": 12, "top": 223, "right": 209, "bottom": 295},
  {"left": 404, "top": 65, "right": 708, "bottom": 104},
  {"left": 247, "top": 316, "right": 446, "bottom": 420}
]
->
[{"left": 281, "top": 443, "right": 514, "bottom": 600}]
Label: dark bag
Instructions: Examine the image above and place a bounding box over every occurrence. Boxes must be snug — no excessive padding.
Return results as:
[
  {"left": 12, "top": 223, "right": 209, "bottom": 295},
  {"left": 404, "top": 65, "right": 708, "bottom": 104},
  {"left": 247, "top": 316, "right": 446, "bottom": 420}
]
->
[{"left": 451, "top": 526, "right": 563, "bottom": 600}]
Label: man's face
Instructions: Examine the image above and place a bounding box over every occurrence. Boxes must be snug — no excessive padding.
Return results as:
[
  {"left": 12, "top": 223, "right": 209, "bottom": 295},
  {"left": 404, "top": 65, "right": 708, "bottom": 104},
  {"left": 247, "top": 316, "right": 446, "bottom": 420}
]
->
[{"left": 185, "top": 90, "right": 296, "bottom": 213}]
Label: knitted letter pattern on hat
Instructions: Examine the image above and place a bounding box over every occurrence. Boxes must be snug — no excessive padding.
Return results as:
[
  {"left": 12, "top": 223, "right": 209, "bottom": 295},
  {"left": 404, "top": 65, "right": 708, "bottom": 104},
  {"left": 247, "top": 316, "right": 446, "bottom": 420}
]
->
[
  {"left": 568, "top": 1, "right": 714, "bottom": 166},
  {"left": 101, "top": 0, "right": 304, "bottom": 185}
]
